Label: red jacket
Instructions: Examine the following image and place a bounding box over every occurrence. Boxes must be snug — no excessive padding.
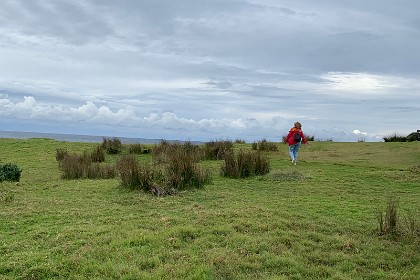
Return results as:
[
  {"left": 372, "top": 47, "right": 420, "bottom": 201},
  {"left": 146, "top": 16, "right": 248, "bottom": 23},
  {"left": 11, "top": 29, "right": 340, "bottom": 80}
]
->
[{"left": 286, "top": 128, "right": 307, "bottom": 146}]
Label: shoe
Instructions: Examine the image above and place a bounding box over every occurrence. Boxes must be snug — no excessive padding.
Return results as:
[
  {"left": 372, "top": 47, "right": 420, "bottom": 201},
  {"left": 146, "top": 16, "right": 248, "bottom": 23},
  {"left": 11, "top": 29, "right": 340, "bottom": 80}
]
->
[
  {"left": 291, "top": 159, "right": 295, "bottom": 165},
  {"left": 293, "top": 159, "right": 297, "bottom": 165}
]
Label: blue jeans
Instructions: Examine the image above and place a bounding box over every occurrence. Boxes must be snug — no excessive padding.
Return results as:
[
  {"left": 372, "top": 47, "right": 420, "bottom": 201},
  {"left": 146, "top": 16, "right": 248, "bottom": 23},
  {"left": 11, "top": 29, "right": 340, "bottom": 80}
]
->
[{"left": 289, "top": 143, "right": 301, "bottom": 161}]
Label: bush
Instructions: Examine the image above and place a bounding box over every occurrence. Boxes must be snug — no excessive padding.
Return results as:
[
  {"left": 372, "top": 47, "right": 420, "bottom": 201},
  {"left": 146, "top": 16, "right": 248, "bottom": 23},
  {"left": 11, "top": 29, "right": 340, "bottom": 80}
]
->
[
  {"left": 118, "top": 144, "right": 212, "bottom": 193},
  {"left": 204, "top": 140, "right": 233, "bottom": 160},
  {"left": 383, "top": 133, "right": 407, "bottom": 142},
  {"left": 56, "top": 149, "right": 69, "bottom": 161},
  {"left": 0, "top": 163, "right": 22, "bottom": 182},
  {"left": 87, "top": 163, "right": 116, "bottom": 179},
  {"left": 91, "top": 145, "right": 105, "bottom": 163},
  {"left": 252, "top": 139, "right": 278, "bottom": 151},
  {"left": 221, "top": 150, "right": 270, "bottom": 178},
  {"left": 153, "top": 141, "right": 203, "bottom": 164},
  {"left": 306, "top": 135, "right": 315, "bottom": 141},
  {"left": 60, "top": 153, "right": 91, "bottom": 179},
  {"left": 116, "top": 155, "right": 154, "bottom": 190},
  {"left": 164, "top": 149, "right": 211, "bottom": 190},
  {"left": 128, "top": 144, "right": 144, "bottom": 154},
  {"left": 60, "top": 152, "right": 115, "bottom": 179},
  {"left": 101, "top": 137, "right": 122, "bottom": 154},
  {"left": 407, "top": 132, "right": 420, "bottom": 142}
]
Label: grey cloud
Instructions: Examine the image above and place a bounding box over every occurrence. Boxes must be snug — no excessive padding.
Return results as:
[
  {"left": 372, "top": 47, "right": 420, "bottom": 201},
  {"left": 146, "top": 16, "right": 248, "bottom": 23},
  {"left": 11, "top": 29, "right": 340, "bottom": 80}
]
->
[{"left": 0, "top": 0, "right": 114, "bottom": 45}]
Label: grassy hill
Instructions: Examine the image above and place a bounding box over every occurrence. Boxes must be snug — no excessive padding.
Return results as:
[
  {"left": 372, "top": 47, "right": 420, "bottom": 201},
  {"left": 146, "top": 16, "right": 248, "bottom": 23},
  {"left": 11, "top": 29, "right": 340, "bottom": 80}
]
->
[{"left": 1, "top": 138, "right": 419, "bottom": 279}]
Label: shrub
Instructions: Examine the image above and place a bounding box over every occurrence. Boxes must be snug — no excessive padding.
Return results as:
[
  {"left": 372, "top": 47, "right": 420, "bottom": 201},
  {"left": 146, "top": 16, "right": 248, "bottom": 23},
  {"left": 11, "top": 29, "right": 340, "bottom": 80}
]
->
[
  {"left": 306, "top": 135, "right": 315, "bottom": 141},
  {"left": 407, "top": 132, "right": 420, "bottom": 142},
  {"left": 0, "top": 163, "right": 22, "bottom": 182},
  {"left": 91, "top": 145, "right": 105, "bottom": 163},
  {"left": 153, "top": 141, "right": 203, "bottom": 164},
  {"left": 221, "top": 150, "right": 270, "bottom": 178},
  {"left": 204, "top": 140, "right": 233, "bottom": 160},
  {"left": 116, "top": 155, "right": 154, "bottom": 191},
  {"left": 101, "top": 137, "right": 122, "bottom": 154},
  {"left": 59, "top": 152, "right": 115, "bottom": 179},
  {"left": 87, "top": 163, "right": 116, "bottom": 179},
  {"left": 252, "top": 139, "right": 278, "bottom": 151},
  {"left": 60, "top": 153, "right": 91, "bottom": 179},
  {"left": 383, "top": 133, "right": 407, "bottom": 142},
  {"left": 254, "top": 151, "right": 271, "bottom": 175},
  {"left": 117, "top": 142, "right": 212, "bottom": 194},
  {"left": 128, "top": 144, "right": 144, "bottom": 154},
  {"left": 235, "top": 139, "right": 246, "bottom": 144},
  {"left": 56, "top": 149, "right": 69, "bottom": 161},
  {"left": 164, "top": 149, "right": 211, "bottom": 190}
]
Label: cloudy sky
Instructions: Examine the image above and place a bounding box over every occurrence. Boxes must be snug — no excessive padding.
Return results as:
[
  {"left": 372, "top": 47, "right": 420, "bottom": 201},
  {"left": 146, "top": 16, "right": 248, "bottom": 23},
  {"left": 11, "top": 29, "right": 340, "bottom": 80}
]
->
[{"left": 1, "top": 0, "right": 419, "bottom": 142}]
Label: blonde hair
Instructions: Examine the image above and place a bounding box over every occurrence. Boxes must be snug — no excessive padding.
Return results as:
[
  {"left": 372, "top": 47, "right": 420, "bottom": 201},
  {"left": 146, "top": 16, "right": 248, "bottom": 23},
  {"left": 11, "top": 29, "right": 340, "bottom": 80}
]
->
[{"left": 294, "top": 122, "right": 302, "bottom": 129}]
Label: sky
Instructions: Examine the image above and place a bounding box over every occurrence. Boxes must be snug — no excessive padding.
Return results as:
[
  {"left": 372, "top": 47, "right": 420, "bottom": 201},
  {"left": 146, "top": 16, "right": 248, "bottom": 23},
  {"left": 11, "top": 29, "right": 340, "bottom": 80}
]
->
[{"left": 1, "top": 0, "right": 419, "bottom": 142}]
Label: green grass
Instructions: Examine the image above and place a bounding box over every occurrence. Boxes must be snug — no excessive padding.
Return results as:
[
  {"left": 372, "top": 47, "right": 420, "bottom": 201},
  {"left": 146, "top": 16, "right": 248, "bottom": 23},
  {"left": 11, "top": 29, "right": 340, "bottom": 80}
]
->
[{"left": 1, "top": 138, "right": 419, "bottom": 279}]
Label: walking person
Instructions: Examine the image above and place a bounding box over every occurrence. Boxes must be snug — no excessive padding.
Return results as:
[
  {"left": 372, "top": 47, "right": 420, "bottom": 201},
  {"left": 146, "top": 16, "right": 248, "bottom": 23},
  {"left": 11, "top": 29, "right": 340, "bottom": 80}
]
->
[{"left": 286, "top": 122, "right": 307, "bottom": 165}]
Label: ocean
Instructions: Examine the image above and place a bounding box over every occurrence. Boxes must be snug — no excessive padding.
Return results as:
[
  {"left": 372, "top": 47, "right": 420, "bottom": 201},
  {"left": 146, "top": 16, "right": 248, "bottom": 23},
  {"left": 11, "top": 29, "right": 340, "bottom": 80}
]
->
[{"left": 0, "top": 130, "right": 168, "bottom": 144}]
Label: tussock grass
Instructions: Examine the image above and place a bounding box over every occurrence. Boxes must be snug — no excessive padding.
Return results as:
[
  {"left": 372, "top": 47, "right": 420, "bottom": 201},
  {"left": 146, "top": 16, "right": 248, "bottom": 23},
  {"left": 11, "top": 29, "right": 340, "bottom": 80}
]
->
[
  {"left": 221, "top": 150, "right": 270, "bottom": 178},
  {"left": 204, "top": 140, "right": 233, "bottom": 160}
]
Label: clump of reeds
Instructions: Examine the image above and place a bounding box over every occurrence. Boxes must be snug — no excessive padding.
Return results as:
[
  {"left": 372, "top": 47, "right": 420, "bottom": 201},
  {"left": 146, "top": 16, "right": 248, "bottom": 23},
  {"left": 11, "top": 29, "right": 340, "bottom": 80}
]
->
[
  {"left": 204, "top": 140, "right": 233, "bottom": 160},
  {"left": 221, "top": 150, "right": 270, "bottom": 178},
  {"left": 101, "top": 137, "right": 122, "bottom": 154}
]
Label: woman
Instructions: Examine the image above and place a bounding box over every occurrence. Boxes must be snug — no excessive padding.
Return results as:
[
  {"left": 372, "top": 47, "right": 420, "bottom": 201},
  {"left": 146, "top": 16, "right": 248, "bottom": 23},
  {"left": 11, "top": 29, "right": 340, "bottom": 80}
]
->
[{"left": 286, "top": 122, "right": 307, "bottom": 165}]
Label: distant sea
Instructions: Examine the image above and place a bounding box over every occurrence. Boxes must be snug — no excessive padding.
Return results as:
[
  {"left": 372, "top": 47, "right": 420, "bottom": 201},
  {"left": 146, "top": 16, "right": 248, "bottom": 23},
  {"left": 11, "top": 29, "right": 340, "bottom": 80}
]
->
[{"left": 0, "top": 130, "right": 172, "bottom": 144}]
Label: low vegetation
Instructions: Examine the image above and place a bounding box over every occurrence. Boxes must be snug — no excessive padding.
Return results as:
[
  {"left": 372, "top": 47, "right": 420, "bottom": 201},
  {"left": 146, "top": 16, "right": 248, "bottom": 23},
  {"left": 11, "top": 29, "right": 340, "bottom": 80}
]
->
[
  {"left": 251, "top": 139, "right": 278, "bottom": 151},
  {"left": 0, "top": 163, "right": 22, "bottom": 182},
  {"left": 101, "top": 137, "right": 123, "bottom": 154},
  {"left": 221, "top": 150, "right": 270, "bottom": 178},
  {"left": 203, "top": 140, "right": 233, "bottom": 160},
  {"left": 383, "top": 131, "right": 420, "bottom": 142},
  {"left": 1, "top": 138, "right": 419, "bottom": 279}
]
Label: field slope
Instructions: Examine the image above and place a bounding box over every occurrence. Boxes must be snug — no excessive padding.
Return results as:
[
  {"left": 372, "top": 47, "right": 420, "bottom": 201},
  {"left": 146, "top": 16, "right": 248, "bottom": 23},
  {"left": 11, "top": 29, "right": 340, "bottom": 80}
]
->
[{"left": 1, "top": 139, "right": 419, "bottom": 279}]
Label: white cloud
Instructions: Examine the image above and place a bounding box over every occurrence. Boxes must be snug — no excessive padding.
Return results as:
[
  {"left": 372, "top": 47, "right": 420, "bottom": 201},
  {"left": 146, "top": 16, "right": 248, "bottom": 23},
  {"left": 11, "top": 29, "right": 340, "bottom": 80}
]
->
[
  {"left": 353, "top": 129, "right": 367, "bottom": 136},
  {"left": 321, "top": 72, "right": 397, "bottom": 92}
]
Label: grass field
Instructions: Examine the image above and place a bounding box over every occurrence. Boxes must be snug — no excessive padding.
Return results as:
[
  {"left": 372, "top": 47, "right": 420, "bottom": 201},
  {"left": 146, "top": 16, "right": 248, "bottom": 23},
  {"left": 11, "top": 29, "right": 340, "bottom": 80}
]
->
[{"left": 1, "top": 138, "right": 419, "bottom": 279}]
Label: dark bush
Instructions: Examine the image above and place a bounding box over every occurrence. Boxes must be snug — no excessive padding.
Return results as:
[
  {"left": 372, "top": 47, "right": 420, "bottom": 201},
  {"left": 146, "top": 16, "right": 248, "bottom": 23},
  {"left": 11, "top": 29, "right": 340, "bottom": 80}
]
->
[
  {"left": 101, "top": 137, "right": 122, "bottom": 154},
  {"left": 306, "top": 135, "right": 315, "bottom": 141},
  {"left": 383, "top": 133, "right": 407, "bottom": 142},
  {"left": 235, "top": 139, "right": 246, "bottom": 144},
  {"left": 221, "top": 150, "right": 270, "bottom": 178},
  {"left": 204, "top": 140, "right": 233, "bottom": 160},
  {"left": 0, "top": 163, "right": 22, "bottom": 182},
  {"left": 407, "top": 132, "right": 420, "bottom": 142}
]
